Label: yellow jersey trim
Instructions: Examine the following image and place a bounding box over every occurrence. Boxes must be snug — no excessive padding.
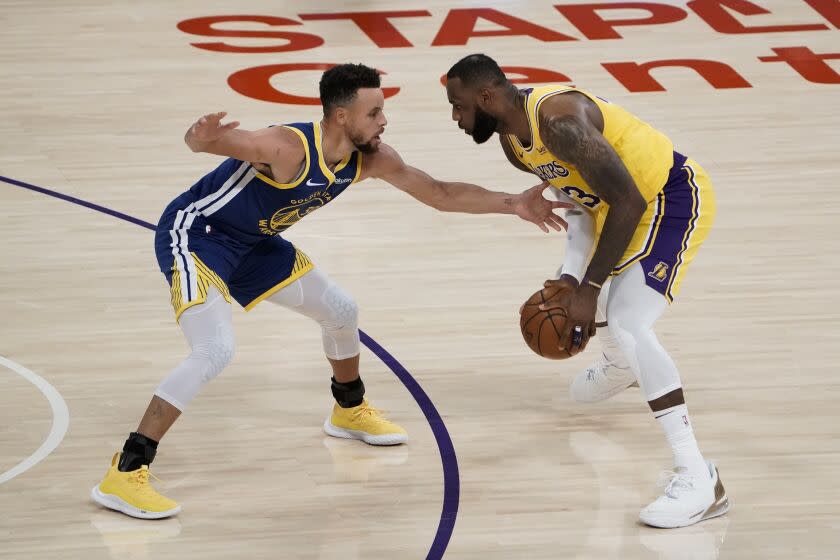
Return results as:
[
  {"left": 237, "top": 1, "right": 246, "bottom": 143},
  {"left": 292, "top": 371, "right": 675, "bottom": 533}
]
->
[
  {"left": 313, "top": 122, "right": 336, "bottom": 184},
  {"left": 612, "top": 191, "right": 667, "bottom": 274},
  {"left": 253, "top": 126, "right": 310, "bottom": 190},
  {"left": 333, "top": 153, "right": 353, "bottom": 175},
  {"left": 352, "top": 152, "right": 363, "bottom": 183},
  {"left": 170, "top": 253, "right": 231, "bottom": 322},
  {"left": 243, "top": 249, "right": 314, "bottom": 311},
  {"left": 665, "top": 164, "right": 701, "bottom": 301}
]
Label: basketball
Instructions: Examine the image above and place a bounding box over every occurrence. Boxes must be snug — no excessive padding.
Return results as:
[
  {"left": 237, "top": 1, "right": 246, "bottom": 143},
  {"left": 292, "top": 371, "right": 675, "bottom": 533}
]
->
[{"left": 519, "top": 286, "right": 573, "bottom": 360}]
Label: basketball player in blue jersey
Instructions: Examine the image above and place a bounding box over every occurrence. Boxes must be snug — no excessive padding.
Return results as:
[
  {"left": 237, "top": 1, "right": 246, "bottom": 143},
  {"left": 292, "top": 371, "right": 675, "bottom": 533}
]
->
[
  {"left": 444, "top": 54, "right": 728, "bottom": 528},
  {"left": 91, "top": 63, "right": 572, "bottom": 519}
]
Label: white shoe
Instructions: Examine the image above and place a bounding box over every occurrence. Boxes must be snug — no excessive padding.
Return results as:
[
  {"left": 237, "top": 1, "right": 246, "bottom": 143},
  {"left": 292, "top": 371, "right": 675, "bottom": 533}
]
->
[
  {"left": 569, "top": 353, "right": 638, "bottom": 403},
  {"left": 640, "top": 460, "right": 730, "bottom": 529}
]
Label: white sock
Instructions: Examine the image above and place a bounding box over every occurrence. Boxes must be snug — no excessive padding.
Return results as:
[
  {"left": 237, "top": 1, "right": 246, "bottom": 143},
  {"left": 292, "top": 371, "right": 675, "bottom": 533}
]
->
[{"left": 655, "top": 404, "right": 709, "bottom": 482}]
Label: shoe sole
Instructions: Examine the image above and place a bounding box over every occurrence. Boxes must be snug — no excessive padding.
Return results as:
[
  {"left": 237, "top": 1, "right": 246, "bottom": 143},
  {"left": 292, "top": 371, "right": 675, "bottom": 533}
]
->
[
  {"left": 323, "top": 418, "right": 407, "bottom": 446},
  {"left": 90, "top": 485, "right": 181, "bottom": 520},
  {"left": 640, "top": 495, "right": 730, "bottom": 529}
]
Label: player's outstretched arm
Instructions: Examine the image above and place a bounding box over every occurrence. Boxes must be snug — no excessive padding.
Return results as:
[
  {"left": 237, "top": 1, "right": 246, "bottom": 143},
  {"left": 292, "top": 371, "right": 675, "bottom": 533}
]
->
[
  {"left": 184, "top": 111, "right": 302, "bottom": 166},
  {"left": 362, "top": 143, "right": 572, "bottom": 233}
]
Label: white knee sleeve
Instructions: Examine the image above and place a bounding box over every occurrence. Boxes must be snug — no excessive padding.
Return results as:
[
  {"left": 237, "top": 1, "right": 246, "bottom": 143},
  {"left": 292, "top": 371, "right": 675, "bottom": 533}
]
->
[
  {"left": 155, "top": 287, "right": 235, "bottom": 410},
  {"left": 267, "top": 267, "right": 360, "bottom": 360},
  {"left": 606, "top": 265, "right": 683, "bottom": 401}
]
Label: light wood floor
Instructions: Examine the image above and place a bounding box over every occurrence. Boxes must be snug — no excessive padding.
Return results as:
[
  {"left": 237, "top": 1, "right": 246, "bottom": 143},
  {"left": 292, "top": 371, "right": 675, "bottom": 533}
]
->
[{"left": 1, "top": 1, "right": 839, "bottom": 558}]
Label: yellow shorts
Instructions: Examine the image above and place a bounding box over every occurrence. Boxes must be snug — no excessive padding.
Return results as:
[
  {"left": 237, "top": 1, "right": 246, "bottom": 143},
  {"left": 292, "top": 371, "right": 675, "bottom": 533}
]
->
[{"left": 596, "top": 155, "right": 716, "bottom": 302}]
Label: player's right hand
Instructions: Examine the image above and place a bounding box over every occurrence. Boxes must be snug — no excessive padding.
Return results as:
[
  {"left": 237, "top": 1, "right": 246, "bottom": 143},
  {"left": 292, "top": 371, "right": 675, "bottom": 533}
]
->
[{"left": 189, "top": 111, "right": 240, "bottom": 143}]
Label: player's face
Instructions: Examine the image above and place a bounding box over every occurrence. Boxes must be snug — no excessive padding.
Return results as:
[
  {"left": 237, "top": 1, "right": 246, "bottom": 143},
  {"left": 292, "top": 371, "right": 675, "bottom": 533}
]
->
[
  {"left": 446, "top": 78, "right": 498, "bottom": 145},
  {"left": 346, "top": 87, "right": 387, "bottom": 153}
]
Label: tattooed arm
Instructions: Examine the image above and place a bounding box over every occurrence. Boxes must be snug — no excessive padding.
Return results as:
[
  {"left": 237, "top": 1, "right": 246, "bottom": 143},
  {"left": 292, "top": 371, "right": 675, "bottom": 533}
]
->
[{"left": 538, "top": 93, "right": 647, "bottom": 286}]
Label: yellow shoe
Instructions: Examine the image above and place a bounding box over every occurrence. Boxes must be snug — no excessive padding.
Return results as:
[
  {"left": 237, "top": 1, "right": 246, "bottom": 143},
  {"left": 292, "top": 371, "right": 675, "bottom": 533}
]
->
[
  {"left": 324, "top": 399, "right": 408, "bottom": 446},
  {"left": 91, "top": 452, "right": 181, "bottom": 519}
]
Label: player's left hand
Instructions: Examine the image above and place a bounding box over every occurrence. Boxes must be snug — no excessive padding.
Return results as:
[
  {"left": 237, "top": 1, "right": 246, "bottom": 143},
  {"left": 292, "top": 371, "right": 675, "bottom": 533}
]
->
[
  {"left": 540, "top": 283, "right": 599, "bottom": 355},
  {"left": 512, "top": 181, "right": 573, "bottom": 233}
]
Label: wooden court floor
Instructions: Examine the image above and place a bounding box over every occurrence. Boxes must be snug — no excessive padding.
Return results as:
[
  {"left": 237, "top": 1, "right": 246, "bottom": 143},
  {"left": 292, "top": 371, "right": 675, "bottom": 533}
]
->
[{"left": 1, "top": 1, "right": 839, "bottom": 558}]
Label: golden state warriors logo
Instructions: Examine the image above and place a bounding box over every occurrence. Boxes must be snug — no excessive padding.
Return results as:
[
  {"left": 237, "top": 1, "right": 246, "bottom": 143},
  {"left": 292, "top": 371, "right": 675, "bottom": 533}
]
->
[
  {"left": 648, "top": 261, "right": 670, "bottom": 282},
  {"left": 258, "top": 191, "right": 332, "bottom": 235}
]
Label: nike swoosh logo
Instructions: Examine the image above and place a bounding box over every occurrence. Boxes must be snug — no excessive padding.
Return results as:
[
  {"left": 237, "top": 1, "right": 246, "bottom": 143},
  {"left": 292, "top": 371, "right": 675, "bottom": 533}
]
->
[{"left": 306, "top": 179, "right": 325, "bottom": 187}]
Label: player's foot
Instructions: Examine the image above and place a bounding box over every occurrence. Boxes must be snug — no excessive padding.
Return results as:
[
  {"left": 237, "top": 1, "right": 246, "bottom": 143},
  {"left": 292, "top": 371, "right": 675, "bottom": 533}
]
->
[
  {"left": 91, "top": 452, "right": 181, "bottom": 519},
  {"left": 569, "top": 353, "right": 638, "bottom": 403},
  {"left": 324, "top": 399, "right": 408, "bottom": 446},
  {"left": 640, "top": 460, "right": 729, "bottom": 529}
]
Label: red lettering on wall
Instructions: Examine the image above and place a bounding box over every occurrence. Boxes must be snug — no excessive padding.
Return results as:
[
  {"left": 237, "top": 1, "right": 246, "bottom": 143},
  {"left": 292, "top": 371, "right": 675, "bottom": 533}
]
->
[
  {"left": 177, "top": 15, "right": 323, "bottom": 53},
  {"left": 298, "top": 11, "right": 432, "bottom": 48},
  {"left": 431, "top": 8, "right": 576, "bottom": 46},
  {"left": 554, "top": 2, "right": 688, "bottom": 40},
  {"left": 228, "top": 63, "right": 401, "bottom": 105},
  {"left": 688, "top": 0, "right": 828, "bottom": 34},
  {"left": 802, "top": 0, "right": 840, "bottom": 28},
  {"left": 602, "top": 59, "right": 752, "bottom": 91},
  {"left": 759, "top": 46, "right": 840, "bottom": 84}
]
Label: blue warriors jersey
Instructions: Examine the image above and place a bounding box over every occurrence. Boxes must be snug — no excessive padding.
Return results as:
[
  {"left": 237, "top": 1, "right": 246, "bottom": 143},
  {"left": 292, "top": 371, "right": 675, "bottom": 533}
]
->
[
  {"left": 154, "top": 121, "right": 363, "bottom": 319},
  {"left": 166, "top": 121, "right": 363, "bottom": 246}
]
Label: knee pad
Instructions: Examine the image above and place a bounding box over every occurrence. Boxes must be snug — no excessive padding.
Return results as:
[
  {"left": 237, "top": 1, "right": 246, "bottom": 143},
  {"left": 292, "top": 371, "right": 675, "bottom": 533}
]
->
[
  {"left": 320, "top": 284, "right": 359, "bottom": 331},
  {"left": 193, "top": 323, "right": 236, "bottom": 382}
]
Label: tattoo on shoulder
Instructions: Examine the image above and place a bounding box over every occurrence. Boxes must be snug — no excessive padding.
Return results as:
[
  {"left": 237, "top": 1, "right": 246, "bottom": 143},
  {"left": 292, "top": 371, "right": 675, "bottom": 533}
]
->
[{"left": 543, "top": 114, "right": 606, "bottom": 168}]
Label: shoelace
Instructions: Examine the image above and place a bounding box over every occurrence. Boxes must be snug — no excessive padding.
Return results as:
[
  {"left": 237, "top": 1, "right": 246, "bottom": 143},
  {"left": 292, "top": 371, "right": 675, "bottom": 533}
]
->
[
  {"left": 129, "top": 467, "right": 164, "bottom": 495},
  {"left": 353, "top": 404, "right": 389, "bottom": 421},
  {"left": 585, "top": 354, "right": 613, "bottom": 381},
  {"left": 656, "top": 470, "right": 695, "bottom": 499}
]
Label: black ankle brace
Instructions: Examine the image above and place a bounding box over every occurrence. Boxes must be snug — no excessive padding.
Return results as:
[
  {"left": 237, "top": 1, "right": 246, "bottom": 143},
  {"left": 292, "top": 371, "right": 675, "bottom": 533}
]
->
[
  {"left": 331, "top": 376, "right": 365, "bottom": 408},
  {"left": 118, "top": 432, "right": 159, "bottom": 472}
]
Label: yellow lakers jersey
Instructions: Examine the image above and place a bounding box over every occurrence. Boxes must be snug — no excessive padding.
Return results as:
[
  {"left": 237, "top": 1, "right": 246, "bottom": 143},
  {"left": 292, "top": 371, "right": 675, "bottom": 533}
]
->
[{"left": 506, "top": 85, "right": 674, "bottom": 214}]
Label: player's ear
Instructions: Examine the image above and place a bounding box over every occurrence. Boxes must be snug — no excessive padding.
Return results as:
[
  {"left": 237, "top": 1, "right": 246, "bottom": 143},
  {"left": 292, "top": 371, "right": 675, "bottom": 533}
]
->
[
  {"left": 478, "top": 86, "right": 496, "bottom": 110},
  {"left": 334, "top": 106, "right": 347, "bottom": 125}
]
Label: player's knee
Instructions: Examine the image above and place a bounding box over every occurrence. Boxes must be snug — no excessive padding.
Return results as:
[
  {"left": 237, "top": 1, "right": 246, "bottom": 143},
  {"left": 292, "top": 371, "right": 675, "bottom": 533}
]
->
[
  {"left": 321, "top": 284, "right": 359, "bottom": 331},
  {"left": 606, "top": 309, "right": 649, "bottom": 354},
  {"left": 193, "top": 325, "right": 235, "bottom": 382}
]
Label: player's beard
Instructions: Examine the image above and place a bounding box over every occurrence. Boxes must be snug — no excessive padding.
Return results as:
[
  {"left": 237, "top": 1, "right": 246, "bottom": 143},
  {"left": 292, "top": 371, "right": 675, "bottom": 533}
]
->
[
  {"left": 471, "top": 106, "right": 498, "bottom": 144},
  {"left": 350, "top": 129, "right": 378, "bottom": 153}
]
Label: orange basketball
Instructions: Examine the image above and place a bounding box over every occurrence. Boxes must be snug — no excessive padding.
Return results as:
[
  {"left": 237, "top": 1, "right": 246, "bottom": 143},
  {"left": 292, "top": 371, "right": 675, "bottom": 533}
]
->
[{"left": 519, "top": 286, "right": 573, "bottom": 360}]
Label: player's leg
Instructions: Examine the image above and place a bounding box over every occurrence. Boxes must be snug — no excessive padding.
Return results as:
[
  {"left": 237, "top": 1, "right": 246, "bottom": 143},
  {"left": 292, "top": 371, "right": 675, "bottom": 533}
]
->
[
  {"left": 229, "top": 237, "right": 406, "bottom": 445},
  {"left": 607, "top": 157, "right": 724, "bottom": 527},
  {"left": 93, "top": 213, "right": 240, "bottom": 519},
  {"left": 569, "top": 277, "right": 637, "bottom": 402},
  {"left": 92, "top": 285, "right": 235, "bottom": 518},
  {"left": 266, "top": 265, "right": 407, "bottom": 445},
  {"left": 606, "top": 264, "right": 727, "bottom": 528}
]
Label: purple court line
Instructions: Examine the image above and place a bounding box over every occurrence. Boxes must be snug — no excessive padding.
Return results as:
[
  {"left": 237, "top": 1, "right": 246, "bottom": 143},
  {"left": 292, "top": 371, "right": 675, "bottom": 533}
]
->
[{"left": 1, "top": 174, "right": 459, "bottom": 560}]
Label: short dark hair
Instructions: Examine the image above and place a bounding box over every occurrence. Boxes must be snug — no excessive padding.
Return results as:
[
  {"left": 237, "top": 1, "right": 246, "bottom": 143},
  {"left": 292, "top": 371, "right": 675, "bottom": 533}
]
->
[
  {"left": 319, "top": 63, "right": 381, "bottom": 113},
  {"left": 446, "top": 54, "right": 507, "bottom": 88}
]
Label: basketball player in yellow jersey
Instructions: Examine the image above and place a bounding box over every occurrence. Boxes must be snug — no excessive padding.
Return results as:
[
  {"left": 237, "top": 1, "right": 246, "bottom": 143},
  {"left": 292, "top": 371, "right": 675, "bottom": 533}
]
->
[
  {"left": 90, "top": 63, "right": 571, "bottom": 520},
  {"left": 445, "top": 54, "right": 729, "bottom": 528}
]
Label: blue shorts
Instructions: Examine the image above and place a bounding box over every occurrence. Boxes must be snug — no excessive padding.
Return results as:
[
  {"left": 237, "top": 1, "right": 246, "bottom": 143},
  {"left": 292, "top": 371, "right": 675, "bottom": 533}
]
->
[{"left": 154, "top": 201, "right": 313, "bottom": 320}]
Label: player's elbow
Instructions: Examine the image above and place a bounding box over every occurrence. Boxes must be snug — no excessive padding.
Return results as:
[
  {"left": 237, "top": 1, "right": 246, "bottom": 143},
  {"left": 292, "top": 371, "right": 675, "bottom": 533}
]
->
[
  {"left": 427, "top": 181, "right": 451, "bottom": 211},
  {"left": 627, "top": 192, "right": 647, "bottom": 216}
]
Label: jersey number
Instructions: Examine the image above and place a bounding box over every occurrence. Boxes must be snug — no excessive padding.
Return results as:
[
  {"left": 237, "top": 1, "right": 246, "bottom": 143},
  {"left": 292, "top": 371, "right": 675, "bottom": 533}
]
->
[{"left": 561, "top": 185, "right": 601, "bottom": 208}]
